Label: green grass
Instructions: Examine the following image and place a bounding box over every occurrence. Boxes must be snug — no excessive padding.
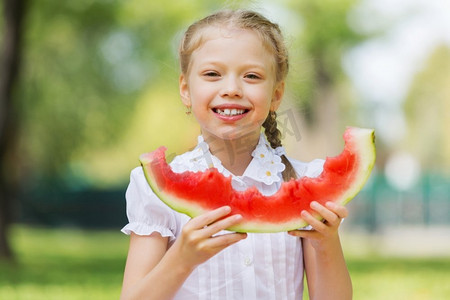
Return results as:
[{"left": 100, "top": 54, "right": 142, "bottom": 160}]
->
[
  {"left": 0, "top": 225, "right": 129, "bottom": 300},
  {"left": 1, "top": 225, "right": 450, "bottom": 299},
  {"left": 348, "top": 257, "right": 450, "bottom": 299}
]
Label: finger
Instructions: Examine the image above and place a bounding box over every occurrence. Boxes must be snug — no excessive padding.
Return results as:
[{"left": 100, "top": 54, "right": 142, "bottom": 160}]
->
[
  {"left": 201, "top": 214, "right": 243, "bottom": 237},
  {"left": 288, "top": 229, "right": 319, "bottom": 239},
  {"left": 310, "top": 201, "right": 340, "bottom": 226},
  {"left": 188, "top": 206, "right": 231, "bottom": 229},
  {"left": 325, "top": 202, "right": 348, "bottom": 219},
  {"left": 297, "top": 210, "right": 326, "bottom": 232},
  {"left": 207, "top": 232, "right": 247, "bottom": 250}
]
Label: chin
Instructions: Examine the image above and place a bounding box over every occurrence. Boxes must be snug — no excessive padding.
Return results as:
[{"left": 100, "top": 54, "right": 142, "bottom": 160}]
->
[{"left": 220, "top": 129, "right": 260, "bottom": 141}]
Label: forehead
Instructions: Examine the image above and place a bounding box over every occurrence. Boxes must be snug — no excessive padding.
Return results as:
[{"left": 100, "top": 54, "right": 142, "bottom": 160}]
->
[
  {"left": 190, "top": 27, "right": 276, "bottom": 66},
  {"left": 197, "top": 26, "right": 270, "bottom": 51}
]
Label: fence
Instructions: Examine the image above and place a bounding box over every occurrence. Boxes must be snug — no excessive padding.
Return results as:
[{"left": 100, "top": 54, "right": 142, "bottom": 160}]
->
[{"left": 346, "top": 172, "right": 450, "bottom": 232}]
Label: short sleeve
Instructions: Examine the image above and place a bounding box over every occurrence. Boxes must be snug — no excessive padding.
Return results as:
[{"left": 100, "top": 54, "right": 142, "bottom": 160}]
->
[{"left": 120, "top": 167, "right": 177, "bottom": 241}]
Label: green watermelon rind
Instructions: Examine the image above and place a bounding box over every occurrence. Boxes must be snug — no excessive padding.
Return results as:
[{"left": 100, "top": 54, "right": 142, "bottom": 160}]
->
[
  {"left": 140, "top": 127, "right": 376, "bottom": 233},
  {"left": 142, "top": 160, "right": 208, "bottom": 219},
  {"left": 337, "top": 127, "right": 376, "bottom": 206}
]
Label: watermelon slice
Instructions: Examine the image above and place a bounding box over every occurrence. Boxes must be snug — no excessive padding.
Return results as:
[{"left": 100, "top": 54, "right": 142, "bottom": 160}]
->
[{"left": 139, "top": 127, "right": 376, "bottom": 233}]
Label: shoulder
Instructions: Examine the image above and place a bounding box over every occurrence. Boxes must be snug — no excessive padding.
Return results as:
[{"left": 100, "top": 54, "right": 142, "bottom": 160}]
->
[
  {"left": 123, "top": 166, "right": 185, "bottom": 239},
  {"left": 286, "top": 156, "right": 325, "bottom": 178},
  {"left": 128, "top": 166, "right": 150, "bottom": 192},
  {"left": 126, "top": 166, "right": 169, "bottom": 211}
]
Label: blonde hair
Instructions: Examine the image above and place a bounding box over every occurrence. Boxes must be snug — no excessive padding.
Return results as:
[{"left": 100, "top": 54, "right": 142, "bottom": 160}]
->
[{"left": 179, "top": 9, "right": 297, "bottom": 181}]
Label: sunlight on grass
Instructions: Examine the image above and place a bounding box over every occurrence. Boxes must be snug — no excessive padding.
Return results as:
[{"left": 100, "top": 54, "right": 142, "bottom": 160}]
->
[{"left": 1, "top": 225, "right": 450, "bottom": 299}]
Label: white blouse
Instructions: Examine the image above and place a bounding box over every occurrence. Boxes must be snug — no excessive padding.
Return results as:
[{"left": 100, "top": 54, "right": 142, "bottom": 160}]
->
[{"left": 121, "top": 134, "right": 324, "bottom": 300}]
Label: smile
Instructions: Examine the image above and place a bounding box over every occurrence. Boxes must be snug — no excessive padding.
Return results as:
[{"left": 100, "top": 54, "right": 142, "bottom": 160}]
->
[{"left": 213, "top": 108, "right": 249, "bottom": 116}]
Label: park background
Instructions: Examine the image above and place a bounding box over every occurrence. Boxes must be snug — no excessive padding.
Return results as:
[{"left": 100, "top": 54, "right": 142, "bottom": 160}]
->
[{"left": 1, "top": 0, "right": 449, "bottom": 299}]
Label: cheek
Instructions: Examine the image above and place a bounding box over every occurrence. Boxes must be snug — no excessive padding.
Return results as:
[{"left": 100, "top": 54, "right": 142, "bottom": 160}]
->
[
  {"left": 190, "top": 81, "right": 214, "bottom": 99},
  {"left": 253, "top": 88, "right": 274, "bottom": 109}
]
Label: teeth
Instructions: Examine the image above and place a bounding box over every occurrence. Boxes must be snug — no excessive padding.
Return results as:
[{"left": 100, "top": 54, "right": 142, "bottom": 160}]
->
[{"left": 216, "top": 108, "right": 246, "bottom": 116}]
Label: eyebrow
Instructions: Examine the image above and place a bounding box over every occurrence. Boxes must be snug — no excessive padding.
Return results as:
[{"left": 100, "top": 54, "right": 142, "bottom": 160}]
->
[{"left": 198, "top": 60, "right": 269, "bottom": 70}]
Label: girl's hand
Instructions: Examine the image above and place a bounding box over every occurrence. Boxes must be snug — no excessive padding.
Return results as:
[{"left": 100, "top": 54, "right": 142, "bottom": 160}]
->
[
  {"left": 173, "top": 206, "right": 247, "bottom": 269},
  {"left": 292, "top": 202, "right": 353, "bottom": 299},
  {"left": 288, "top": 201, "right": 348, "bottom": 251}
]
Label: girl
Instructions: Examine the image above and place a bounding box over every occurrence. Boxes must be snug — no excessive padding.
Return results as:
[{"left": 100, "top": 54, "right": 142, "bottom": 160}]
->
[{"left": 120, "top": 9, "right": 352, "bottom": 300}]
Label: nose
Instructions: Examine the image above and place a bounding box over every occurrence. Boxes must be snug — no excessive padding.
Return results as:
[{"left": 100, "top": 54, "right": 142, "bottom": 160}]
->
[{"left": 220, "top": 75, "right": 242, "bottom": 98}]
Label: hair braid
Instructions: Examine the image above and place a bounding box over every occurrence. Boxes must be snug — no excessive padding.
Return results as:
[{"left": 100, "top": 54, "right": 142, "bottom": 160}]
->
[{"left": 262, "top": 111, "right": 298, "bottom": 181}]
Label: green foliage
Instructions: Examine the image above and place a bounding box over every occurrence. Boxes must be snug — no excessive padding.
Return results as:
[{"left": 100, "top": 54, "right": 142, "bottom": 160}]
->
[
  {"left": 403, "top": 46, "right": 450, "bottom": 172},
  {"left": 295, "top": 0, "right": 361, "bottom": 59},
  {"left": 285, "top": 0, "right": 363, "bottom": 123},
  {"left": 19, "top": 0, "right": 132, "bottom": 177}
]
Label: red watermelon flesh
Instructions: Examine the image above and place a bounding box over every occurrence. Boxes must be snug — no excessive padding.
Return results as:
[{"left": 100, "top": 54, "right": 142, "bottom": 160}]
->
[{"left": 139, "top": 127, "right": 376, "bottom": 233}]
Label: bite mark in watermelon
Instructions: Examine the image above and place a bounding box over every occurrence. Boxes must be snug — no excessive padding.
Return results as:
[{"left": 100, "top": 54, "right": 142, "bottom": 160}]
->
[{"left": 139, "top": 127, "right": 376, "bottom": 233}]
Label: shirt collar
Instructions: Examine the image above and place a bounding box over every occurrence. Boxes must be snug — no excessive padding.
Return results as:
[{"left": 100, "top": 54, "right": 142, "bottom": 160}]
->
[{"left": 184, "top": 134, "right": 286, "bottom": 186}]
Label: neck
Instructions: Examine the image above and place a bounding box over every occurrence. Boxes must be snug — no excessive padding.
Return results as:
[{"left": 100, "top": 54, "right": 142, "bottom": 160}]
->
[{"left": 203, "top": 131, "right": 261, "bottom": 176}]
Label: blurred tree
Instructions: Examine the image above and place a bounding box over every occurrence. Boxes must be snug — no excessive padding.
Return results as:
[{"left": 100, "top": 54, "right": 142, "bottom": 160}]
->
[
  {"left": 286, "top": 0, "right": 364, "bottom": 152},
  {"left": 18, "top": 0, "right": 130, "bottom": 180},
  {"left": 403, "top": 46, "right": 450, "bottom": 174},
  {"left": 0, "top": 0, "right": 27, "bottom": 260}
]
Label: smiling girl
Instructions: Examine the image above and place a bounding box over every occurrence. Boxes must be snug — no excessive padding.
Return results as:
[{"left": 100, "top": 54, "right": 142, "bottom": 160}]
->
[{"left": 120, "top": 10, "right": 352, "bottom": 300}]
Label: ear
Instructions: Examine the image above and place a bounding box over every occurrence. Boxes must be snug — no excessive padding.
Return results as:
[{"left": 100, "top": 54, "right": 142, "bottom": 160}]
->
[
  {"left": 270, "top": 81, "right": 285, "bottom": 111},
  {"left": 179, "top": 74, "right": 191, "bottom": 107}
]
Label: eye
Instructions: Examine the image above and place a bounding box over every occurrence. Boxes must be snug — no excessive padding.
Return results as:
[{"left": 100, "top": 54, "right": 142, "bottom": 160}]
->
[
  {"left": 203, "top": 71, "right": 220, "bottom": 78},
  {"left": 245, "top": 73, "right": 262, "bottom": 80}
]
